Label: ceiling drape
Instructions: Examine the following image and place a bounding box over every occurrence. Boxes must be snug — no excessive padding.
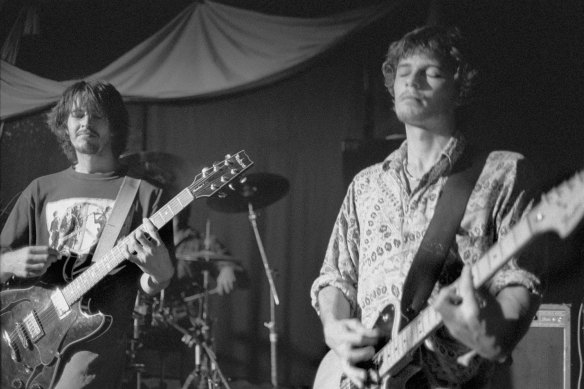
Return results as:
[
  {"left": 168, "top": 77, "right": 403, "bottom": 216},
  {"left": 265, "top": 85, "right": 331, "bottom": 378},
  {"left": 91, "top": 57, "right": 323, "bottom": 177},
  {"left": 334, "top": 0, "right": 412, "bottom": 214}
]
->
[{"left": 1, "top": 0, "right": 404, "bottom": 120}]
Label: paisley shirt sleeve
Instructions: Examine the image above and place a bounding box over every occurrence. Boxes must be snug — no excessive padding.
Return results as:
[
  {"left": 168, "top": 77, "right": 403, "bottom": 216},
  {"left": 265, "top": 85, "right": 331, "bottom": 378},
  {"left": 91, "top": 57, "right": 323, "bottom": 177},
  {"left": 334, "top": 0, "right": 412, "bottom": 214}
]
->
[{"left": 310, "top": 181, "right": 361, "bottom": 317}]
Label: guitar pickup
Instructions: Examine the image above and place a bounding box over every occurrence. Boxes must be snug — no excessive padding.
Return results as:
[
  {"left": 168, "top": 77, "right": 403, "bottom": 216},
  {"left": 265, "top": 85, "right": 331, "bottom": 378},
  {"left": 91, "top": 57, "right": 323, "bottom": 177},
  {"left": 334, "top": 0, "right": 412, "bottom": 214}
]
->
[
  {"left": 50, "top": 289, "right": 70, "bottom": 318},
  {"left": 23, "top": 310, "right": 44, "bottom": 342}
]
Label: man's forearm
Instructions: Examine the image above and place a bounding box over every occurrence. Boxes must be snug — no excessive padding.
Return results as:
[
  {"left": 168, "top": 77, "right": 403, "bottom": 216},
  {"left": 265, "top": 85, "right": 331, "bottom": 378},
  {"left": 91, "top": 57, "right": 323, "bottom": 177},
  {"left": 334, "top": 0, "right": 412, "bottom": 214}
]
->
[{"left": 317, "top": 286, "right": 352, "bottom": 325}]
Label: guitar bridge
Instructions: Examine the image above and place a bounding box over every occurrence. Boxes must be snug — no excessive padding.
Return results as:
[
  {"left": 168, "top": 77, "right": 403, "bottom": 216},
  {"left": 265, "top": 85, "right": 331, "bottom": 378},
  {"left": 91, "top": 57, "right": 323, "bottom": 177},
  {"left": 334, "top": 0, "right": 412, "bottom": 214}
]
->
[{"left": 3, "top": 330, "right": 22, "bottom": 362}]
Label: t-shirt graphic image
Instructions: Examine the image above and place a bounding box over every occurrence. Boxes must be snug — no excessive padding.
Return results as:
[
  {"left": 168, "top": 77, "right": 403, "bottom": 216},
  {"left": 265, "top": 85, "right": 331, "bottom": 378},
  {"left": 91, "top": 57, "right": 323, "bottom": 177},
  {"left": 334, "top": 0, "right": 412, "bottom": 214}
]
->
[{"left": 46, "top": 197, "right": 115, "bottom": 282}]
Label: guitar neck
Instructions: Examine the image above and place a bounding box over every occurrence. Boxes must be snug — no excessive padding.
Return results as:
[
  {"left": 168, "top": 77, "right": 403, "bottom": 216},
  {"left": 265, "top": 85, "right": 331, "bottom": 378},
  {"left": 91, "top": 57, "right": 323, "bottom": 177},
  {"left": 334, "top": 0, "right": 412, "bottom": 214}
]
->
[
  {"left": 376, "top": 213, "right": 537, "bottom": 376},
  {"left": 60, "top": 187, "right": 195, "bottom": 306}
]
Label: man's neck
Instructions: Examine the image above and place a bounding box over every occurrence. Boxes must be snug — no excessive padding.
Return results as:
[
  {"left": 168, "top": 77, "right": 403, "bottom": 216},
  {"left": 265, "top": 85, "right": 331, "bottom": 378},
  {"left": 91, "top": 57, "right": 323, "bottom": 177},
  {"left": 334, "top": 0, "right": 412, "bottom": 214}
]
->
[
  {"left": 74, "top": 153, "right": 119, "bottom": 174},
  {"left": 404, "top": 120, "right": 455, "bottom": 177}
]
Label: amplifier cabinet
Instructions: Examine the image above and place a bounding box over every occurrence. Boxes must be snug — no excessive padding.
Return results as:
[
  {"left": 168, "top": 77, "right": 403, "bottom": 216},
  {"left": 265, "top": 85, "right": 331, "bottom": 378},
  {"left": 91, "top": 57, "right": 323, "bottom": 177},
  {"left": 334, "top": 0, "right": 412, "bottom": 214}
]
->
[{"left": 490, "top": 303, "right": 571, "bottom": 389}]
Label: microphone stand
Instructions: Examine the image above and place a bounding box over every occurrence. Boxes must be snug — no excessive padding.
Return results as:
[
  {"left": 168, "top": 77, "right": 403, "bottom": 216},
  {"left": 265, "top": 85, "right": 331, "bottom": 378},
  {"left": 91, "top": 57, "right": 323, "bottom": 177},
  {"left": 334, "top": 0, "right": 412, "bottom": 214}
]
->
[{"left": 247, "top": 202, "right": 279, "bottom": 388}]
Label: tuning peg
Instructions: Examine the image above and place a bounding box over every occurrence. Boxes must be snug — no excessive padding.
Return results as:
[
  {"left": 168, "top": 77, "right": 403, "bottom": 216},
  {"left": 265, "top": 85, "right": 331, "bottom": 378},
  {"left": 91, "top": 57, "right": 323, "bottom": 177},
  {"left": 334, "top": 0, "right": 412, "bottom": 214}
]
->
[
  {"left": 228, "top": 183, "right": 235, "bottom": 191},
  {"left": 217, "top": 192, "right": 227, "bottom": 198},
  {"left": 201, "top": 166, "right": 212, "bottom": 177}
]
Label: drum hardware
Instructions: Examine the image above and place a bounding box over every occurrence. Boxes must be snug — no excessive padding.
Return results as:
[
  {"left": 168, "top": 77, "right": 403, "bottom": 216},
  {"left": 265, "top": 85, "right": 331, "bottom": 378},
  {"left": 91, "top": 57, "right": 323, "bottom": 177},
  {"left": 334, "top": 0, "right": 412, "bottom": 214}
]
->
[
  {"left": 207, "top": 172, "right": 290, "bottom": 388},
  {"left": 151, "top": 303, "right": 230, "bottom": 389}
]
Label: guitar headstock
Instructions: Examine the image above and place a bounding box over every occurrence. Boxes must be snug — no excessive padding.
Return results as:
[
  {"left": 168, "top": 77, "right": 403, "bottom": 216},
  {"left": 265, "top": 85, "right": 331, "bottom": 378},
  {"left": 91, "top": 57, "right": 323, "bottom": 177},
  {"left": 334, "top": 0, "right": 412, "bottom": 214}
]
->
[
  {"left": 188, "top": 151, "right": 254, "bottom": 198},
  {"left": 529, "top": 170, "right": 584, "bottom": 238}
]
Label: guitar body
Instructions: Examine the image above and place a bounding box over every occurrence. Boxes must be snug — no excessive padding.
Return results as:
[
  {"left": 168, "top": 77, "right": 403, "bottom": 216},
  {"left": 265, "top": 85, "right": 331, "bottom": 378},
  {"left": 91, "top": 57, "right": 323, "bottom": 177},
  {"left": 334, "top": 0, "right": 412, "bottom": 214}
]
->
[
  {"left": 0, "top": 284, "right": 110, "bottom": 389},
  {"left": 313, "top": 304, "right": 420, "bottom": 389},
  {"left": 313, "top": 350, "right": 343, "bottom": 389}
]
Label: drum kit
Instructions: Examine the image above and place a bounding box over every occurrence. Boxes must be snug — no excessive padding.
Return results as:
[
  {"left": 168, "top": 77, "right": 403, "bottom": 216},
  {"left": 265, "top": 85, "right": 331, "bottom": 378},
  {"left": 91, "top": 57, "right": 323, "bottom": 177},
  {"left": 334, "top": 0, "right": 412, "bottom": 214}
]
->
[{"left": 120, "top": 152, "right": 290, "bottom": 389}]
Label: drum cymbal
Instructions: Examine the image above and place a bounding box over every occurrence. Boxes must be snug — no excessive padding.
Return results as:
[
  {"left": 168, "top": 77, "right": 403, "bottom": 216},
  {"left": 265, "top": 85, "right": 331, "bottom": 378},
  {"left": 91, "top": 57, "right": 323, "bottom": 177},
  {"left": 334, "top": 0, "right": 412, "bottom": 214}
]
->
[
  {"left": 176, "top": 253, "right": 241, "bottom": 274},
  {"left": 120, "top": 151, "right": 196, "bottom": 195},
  {"left": 207, "top": 172, "right": 289, "bottom": 213}
]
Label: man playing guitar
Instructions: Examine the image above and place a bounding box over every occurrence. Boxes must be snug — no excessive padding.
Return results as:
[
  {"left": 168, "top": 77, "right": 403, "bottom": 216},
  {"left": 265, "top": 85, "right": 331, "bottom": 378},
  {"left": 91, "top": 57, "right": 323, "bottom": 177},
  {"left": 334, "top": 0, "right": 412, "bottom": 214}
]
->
[
  {"left": 1, "top": 81, "right": 175, "bottom": 388},
  {"left": 311, "top": 26, "right": 543, "bottom": 388}
]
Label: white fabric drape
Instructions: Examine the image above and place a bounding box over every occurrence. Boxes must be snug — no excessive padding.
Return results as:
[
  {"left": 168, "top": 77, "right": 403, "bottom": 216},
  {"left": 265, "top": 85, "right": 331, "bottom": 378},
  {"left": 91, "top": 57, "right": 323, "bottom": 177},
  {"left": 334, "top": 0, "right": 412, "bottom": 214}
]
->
[{"left": 1, "top": 1, "right": 403, "bottom": 120}]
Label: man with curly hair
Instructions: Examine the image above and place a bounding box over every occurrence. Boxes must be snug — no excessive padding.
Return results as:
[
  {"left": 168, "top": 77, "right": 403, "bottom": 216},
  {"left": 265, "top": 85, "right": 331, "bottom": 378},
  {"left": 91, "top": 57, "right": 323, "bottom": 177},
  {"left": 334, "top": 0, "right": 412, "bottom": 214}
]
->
[
  {"left": 311, "top": 26, "right": 543, "bottom": 388},
  {"left": 1, "top": 80, "right": 175, "bottom": 388}
]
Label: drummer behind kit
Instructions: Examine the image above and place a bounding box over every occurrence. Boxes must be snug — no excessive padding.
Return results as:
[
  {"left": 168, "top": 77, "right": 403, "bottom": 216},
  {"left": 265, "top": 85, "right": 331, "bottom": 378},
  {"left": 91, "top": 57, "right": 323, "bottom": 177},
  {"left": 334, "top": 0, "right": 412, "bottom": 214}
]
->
[{"left": 117, "top": 153, "right": 290, "bottom": 389}]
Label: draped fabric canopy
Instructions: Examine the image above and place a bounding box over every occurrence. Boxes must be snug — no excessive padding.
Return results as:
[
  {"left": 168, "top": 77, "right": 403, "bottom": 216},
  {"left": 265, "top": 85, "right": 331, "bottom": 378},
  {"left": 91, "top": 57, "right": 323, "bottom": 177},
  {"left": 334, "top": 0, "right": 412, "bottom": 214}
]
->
[{"left": 1, "top": 0, "right": 402, "bottom": 120}]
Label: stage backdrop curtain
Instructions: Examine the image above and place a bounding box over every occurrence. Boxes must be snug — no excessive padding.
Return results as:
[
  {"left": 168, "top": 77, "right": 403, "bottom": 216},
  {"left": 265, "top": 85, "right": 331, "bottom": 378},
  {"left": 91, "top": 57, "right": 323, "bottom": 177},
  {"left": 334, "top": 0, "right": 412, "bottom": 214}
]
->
[{"left": 0, "top": 0, "right": 403, "bottom": 120}]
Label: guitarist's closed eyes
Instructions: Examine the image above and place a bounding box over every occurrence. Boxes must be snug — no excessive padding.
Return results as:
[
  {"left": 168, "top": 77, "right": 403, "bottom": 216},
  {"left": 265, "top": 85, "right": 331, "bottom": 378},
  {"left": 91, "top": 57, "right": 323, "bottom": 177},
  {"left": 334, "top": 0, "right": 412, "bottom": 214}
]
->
[{"left": 311, "top": 26, "right": 548, "bottom": 389}]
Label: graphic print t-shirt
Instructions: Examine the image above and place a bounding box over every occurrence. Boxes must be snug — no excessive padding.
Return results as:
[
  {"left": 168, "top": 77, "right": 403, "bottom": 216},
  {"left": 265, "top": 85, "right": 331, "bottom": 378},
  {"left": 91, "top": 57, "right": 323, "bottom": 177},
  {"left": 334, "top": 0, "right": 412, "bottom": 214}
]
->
[{"left": 0, "top": 167, "right": 170, "bottom": 332}]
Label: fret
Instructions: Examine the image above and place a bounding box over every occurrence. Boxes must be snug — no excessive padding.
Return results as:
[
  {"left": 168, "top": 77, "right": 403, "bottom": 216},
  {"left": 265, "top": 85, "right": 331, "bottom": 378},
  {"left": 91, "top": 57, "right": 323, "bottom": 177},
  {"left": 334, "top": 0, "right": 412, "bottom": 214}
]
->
[
  {"left": 474, "top": 247, "right": 499, "bottom": 287},
  {"left": 511, "top": 218, "right": 532, "bottom": 248},
  {"left": 493, "top": 237, "right": 506, "bottom": 270},
  {"left": 485, "top": 246, "right": 500, "bottom": 272},
  {"left": 400, "top": 327, "right": 407, "bottom": 356},
  {"left": 471, "top": 258, "right": 483, "bottom": 284},
  {"left": 499, "top": 222, "right": 522, "bottom": 260},
  {"left": 415, "top": 314, "right": 423, "bottom": 337},
  {"left": 405, "top": 321, "right": 414, "bottom": 349}
]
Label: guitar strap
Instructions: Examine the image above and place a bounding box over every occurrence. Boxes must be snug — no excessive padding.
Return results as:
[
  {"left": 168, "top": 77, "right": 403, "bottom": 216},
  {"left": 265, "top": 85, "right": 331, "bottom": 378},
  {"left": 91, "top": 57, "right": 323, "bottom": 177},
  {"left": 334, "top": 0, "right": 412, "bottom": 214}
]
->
[
  {"left": 400, "top": 148, "right": 488, "bottom": 323},
  {"left": 91, "top": 176, "right": 141, "bottom": 263}
]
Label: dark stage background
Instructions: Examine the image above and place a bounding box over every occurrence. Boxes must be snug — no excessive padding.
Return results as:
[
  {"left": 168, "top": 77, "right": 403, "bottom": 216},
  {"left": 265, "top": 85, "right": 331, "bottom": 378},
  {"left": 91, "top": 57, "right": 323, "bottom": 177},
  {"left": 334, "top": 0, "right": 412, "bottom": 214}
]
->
[{"left": 1, "top": 0, "right": 583, "bottom": 387}]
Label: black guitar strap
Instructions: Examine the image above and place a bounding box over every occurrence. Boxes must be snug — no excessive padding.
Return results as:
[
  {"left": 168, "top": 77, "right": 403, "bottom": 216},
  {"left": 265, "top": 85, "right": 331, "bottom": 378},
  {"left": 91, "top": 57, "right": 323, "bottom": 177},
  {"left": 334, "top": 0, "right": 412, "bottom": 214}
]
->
[
  {"left": 400, "top": 148, "right": 488, "bottom": 322},
  {"left": 92, "top": 176, "right": 141, "bottom": 263}
]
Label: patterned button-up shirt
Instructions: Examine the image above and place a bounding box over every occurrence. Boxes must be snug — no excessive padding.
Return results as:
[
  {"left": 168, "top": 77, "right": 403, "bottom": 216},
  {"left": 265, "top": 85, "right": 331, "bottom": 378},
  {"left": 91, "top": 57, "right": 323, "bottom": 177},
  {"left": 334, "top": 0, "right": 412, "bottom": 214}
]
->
[{"left": 310, "top": 134, "right": 542, "bottom": 385}]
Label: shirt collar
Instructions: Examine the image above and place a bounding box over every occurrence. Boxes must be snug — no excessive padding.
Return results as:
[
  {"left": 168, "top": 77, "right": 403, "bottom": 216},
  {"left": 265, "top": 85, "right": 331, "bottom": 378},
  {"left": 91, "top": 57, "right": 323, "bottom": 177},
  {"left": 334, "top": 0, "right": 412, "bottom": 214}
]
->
[{"left": 382, "top": 132, "right": 467, "bottom": 180}]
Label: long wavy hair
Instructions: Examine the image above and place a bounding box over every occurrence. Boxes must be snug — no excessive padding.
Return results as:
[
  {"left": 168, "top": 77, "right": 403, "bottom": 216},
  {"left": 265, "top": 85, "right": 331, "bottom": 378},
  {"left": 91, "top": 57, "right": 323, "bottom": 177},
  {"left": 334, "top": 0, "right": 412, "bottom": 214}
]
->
[
  {"left": 46, "top": 80, "right": 129, "bottom": 163},
  {"left": 381, "top": 25, "right": 479, "bottom": 107}
]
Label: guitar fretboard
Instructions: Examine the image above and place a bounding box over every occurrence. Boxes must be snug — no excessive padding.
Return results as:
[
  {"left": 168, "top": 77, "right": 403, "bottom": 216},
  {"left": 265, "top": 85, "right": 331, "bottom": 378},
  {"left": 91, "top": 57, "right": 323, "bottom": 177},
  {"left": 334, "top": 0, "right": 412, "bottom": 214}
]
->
[{"left": 61, "top": 188, "right": 194, "bottom": 305}]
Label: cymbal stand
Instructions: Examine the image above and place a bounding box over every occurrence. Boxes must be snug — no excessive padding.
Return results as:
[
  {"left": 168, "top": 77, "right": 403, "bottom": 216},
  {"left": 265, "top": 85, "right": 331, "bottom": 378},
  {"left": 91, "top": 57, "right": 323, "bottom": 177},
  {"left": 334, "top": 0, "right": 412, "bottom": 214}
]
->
[
  {"left": 247, "top": 202, "right": 280, "bottom": 388},
  {"left": 159, "top": 312, "right": 230, "bottom": 389}
]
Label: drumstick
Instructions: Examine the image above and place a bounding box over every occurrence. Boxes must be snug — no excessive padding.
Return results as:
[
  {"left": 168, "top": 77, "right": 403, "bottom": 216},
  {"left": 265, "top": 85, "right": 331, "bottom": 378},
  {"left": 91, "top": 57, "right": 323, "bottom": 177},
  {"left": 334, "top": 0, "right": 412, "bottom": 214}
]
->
[{"left": 183, "top": 288, "right": 219, "bottom": 302}]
